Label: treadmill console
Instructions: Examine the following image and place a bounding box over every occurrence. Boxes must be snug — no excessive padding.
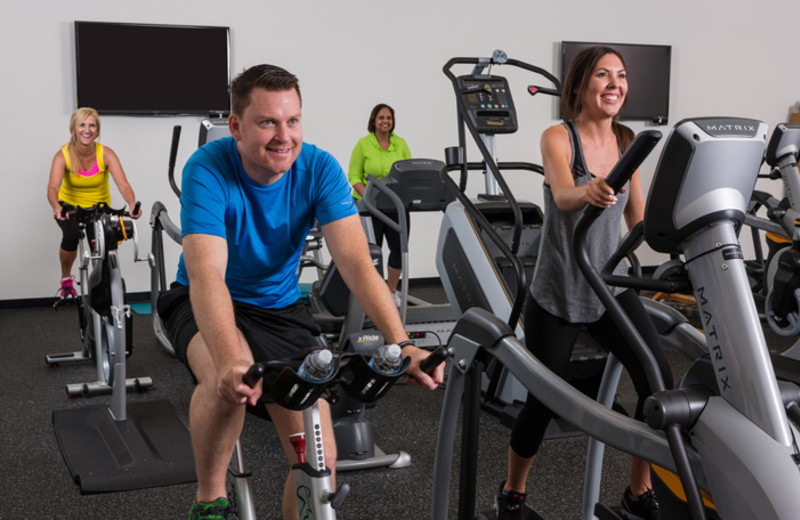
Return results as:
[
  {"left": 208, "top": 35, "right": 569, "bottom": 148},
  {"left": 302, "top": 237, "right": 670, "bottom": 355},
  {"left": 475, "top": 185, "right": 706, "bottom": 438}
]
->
[{"left": 457, "top": 75, "right": 518, "bottom": 135}]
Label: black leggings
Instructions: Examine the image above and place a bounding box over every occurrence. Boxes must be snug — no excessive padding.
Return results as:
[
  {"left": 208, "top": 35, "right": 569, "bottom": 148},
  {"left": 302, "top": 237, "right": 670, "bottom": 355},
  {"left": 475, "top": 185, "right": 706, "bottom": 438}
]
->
[
  {"left": 509, "top": 290, "right": 674, "bottom": 458},
  {"left": 371, "top": 212, "right": 410, "bottom": 270},
  {"left": 55, "top": 201, "right": 99, "bottom": 251}
]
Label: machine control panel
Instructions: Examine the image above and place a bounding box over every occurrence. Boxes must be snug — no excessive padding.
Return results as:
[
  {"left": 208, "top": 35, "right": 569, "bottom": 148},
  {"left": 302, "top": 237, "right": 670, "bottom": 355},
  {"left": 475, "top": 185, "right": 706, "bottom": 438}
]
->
[{"left": 457, "top": 75, "right": 518, "bottom": 135}]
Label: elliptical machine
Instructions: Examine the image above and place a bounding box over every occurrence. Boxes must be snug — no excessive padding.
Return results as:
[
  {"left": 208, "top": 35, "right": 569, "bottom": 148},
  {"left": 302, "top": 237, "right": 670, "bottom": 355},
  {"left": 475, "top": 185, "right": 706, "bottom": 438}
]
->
[
  {"left": 743, "top": 123, "right": 800, "bottom": 337},
  {"left": 431, "top": 117, "right": 800, "bottom": 520}
]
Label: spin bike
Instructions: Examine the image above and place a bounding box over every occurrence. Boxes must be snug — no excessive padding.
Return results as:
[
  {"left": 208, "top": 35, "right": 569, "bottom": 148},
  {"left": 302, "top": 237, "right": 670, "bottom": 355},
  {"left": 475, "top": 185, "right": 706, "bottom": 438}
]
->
[
  {"left": 230, "top": 347, "right": 419, "bottom": 520},
  {"left": 432, "top": 118, "right": 800, "bottom": 520},
  {"left": 46, "top": 202, "right": 153, "bottom": 400}
]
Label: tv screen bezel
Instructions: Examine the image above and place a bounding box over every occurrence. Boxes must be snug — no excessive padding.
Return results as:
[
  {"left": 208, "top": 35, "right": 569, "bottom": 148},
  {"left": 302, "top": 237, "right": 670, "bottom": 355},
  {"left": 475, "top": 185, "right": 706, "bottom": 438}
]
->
[
  {"left": 560, "top": 41, "right": 671, "bottom": 125},
  {"left": 74, "top": 20, "right": 231, "bottom": 116}
]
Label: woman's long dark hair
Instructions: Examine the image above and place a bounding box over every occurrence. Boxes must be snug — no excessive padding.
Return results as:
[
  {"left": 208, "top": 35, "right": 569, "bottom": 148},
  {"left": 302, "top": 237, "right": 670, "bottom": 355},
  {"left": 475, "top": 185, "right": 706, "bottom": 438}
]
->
[{"left": 560, "top": 46, "right": 633, "bottom": 150}]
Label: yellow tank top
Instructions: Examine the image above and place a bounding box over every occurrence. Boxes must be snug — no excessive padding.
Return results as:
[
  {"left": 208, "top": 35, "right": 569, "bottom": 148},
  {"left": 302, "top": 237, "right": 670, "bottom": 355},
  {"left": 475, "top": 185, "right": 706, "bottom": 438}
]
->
[{"left": 58, "top": 142, "right": 111, "bottom": 207}]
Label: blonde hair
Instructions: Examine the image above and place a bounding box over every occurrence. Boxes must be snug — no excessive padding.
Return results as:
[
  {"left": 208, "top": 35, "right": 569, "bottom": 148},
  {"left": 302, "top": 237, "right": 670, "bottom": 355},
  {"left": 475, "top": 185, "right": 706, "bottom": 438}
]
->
[{"left": 66, "top": 107, "right": 101, "bottom": 174}]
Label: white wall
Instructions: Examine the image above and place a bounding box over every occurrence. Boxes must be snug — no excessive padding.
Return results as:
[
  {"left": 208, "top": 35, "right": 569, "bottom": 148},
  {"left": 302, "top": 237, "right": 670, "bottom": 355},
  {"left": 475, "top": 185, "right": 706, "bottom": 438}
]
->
[{"left": 2, "top": 0, "right": 799, "bottom": 301}]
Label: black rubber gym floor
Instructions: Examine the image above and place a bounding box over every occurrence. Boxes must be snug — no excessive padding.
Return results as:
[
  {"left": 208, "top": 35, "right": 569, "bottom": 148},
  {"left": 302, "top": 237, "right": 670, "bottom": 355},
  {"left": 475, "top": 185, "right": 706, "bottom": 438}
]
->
[{"left": 1, "top": 294, "right": 792, "bottom": 519}]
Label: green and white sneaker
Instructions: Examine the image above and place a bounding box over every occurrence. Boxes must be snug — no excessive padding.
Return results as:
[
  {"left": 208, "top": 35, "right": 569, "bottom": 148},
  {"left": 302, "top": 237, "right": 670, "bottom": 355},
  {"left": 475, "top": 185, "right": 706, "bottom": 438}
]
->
[{"left": 188, "top": 496, "right": 237, "bottom": 520}]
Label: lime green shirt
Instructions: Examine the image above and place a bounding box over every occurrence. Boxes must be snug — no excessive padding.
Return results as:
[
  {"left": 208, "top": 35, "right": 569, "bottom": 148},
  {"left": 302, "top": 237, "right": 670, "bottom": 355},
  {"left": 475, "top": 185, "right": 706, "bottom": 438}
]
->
[{"left": 347, "top": 132, "right": 412, "bottom": 199}]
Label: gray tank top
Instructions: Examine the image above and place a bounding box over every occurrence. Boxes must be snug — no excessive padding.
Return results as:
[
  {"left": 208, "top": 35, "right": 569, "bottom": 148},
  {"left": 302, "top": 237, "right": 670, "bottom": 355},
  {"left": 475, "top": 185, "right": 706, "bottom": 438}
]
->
[{"left": 530, "top": 120, "right": 628, "bottom": 323}]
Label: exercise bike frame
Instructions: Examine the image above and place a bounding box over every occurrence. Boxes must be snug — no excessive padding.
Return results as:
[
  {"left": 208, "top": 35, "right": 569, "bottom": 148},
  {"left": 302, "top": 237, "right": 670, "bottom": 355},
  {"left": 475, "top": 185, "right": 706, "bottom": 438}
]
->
[
  {"left": 47, "top": 202, "right": 152, "bottom": 416},
  {"left": 235, "top": 349, "right": 413, "bottom": 520}
]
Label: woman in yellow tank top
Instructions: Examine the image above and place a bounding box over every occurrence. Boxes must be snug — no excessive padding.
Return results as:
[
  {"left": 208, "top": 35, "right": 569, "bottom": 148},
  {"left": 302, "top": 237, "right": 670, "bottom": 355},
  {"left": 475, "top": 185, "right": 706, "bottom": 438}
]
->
[{"left": 46, "top": 107, "right": 141, "bottom": 300}]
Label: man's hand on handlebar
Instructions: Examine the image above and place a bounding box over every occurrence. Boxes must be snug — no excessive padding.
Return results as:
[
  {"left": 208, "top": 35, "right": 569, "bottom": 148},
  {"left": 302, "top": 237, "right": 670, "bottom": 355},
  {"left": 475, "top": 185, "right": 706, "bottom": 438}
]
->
[
  {"left": 401, "top": 345, "right": 446, "bottom": 390},
  {"left": 218, "top": 361, "right": 262, "bottom": 406}
]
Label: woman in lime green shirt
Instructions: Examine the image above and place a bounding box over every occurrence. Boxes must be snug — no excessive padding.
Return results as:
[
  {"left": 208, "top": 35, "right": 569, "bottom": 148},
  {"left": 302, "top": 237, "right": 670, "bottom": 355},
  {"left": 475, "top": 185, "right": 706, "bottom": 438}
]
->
[{"left": 348, "top": 104, "right": 412, "bottom": 305}]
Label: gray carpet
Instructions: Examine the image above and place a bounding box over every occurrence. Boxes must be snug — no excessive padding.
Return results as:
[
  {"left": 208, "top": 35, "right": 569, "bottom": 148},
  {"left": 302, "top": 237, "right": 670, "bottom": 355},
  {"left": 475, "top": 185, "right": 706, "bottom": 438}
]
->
[{"left": 0, "top": 294, "right": 789, "bottom": 519}]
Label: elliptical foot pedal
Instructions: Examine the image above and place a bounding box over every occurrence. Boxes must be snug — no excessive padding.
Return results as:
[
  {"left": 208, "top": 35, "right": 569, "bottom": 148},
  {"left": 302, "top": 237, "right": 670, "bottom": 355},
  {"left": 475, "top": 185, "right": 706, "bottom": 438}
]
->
[
  {"left": 594, "top": 503, "right": 624, "bottom": 520},
  {"left": 481, "top": 504, "right": 545, "bottom": 520}
]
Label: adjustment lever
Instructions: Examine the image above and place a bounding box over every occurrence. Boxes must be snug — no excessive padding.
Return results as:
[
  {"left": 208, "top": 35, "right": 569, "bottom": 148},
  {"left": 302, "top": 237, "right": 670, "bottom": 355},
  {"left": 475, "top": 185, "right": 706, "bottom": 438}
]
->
[{"left": 328, "top": 482, "right": 351, "bottom": 510}]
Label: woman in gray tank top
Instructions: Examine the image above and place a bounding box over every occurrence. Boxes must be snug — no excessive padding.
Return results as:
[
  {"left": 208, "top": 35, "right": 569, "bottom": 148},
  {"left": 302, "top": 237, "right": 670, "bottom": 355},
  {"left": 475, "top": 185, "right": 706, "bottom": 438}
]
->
[{"left": 494, "top": 47, "right": 673, "bottom": 520}]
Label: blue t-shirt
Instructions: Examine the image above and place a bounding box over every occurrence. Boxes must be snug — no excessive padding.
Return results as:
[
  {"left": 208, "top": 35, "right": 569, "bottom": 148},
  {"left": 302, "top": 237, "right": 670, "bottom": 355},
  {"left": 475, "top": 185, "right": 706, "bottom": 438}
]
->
[{"left": 176, "top": 137, "right": 357, "bottom": 308}]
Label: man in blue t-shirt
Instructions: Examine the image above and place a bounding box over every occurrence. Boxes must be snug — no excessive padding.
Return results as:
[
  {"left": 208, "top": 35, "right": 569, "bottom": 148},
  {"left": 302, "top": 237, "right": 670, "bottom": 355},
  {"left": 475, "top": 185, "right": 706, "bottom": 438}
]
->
[{"left": 158, "top": 64, "right": 443, "bottom": 520}]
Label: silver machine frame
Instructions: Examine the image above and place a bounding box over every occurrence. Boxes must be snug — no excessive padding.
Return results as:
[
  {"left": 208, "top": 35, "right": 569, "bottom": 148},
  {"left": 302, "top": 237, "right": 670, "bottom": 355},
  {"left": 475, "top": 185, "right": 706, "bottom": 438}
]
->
[{"left": 431, "top": 117, "right": 800, "bottom": 520}]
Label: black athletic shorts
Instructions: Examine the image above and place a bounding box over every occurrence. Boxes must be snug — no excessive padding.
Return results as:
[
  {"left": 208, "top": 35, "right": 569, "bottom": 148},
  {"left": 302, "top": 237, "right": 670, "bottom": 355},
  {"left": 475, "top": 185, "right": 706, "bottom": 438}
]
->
[{"left": 157, "top": 283, "right": 325, "bottom": 393}]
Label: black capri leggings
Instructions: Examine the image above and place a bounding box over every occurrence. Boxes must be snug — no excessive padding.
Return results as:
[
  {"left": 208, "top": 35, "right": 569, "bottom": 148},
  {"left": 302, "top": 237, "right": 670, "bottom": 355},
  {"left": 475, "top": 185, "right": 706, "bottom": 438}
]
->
[
  {"left": 55, "top": 202, "right": 84, "bottom": 251},
  {"left": 509, "top": 289, "right": 674, "bottom": 459},
  {"left": 371, "top": 211, "right": 411, "bottom": 270}
]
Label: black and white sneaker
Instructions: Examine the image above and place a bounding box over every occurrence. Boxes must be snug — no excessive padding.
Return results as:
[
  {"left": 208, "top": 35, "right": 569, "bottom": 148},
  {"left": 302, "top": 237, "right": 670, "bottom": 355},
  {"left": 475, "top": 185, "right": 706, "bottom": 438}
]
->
[
  {"left": 494, "top": 481, "right": 527, "bottom": 520},
  {"left": 620, "top": 486, "right": 659, "bottom": 520}
]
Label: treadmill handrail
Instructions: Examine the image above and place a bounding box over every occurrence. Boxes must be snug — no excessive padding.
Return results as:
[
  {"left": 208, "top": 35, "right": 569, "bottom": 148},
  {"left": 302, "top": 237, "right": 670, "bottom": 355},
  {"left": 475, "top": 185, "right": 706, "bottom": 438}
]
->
[{"left": 361, "top": 174, "right": 407, "bottom": 245}]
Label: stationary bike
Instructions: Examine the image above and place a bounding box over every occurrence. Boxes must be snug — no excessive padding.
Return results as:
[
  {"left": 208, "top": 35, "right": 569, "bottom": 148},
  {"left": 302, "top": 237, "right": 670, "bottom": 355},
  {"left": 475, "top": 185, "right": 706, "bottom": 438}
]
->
[
  {"left": 50, "top": 203, "right": 193, "bottom": 495},
  {"left": 46, "top": 202, "right": 153, "bottom": 399},
  {"left": 230, "top": 347, "right": 420, "bottom": 520},
  {"left": 432, "top": 118, "right": 800, "bottom": 520}
]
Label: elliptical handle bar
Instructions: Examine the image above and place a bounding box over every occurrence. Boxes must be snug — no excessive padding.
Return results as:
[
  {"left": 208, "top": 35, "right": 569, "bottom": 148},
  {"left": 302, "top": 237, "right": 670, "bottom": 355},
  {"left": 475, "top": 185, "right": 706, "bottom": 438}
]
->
[
  {"left": 573, "top": 130, "right": 710, "bottom": 520},
  {"left": 575, "top": 129, "right": 663, "bottom": 386},
  {"left": 168, "top": 125, "right": 182, "bottom": 199},
  {"left": 582, "top": 130, "right": 662, "bottom": 222}
]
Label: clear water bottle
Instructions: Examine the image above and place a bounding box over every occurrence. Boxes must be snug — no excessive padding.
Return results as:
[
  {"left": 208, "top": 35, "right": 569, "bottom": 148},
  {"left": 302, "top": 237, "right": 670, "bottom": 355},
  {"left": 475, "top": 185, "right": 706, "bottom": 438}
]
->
[
  {"left": 298, "top": 349, "right": 334, "bottom": 382},
  {"left": 369, "top": 344, "right": 403, "bottom": 375}
]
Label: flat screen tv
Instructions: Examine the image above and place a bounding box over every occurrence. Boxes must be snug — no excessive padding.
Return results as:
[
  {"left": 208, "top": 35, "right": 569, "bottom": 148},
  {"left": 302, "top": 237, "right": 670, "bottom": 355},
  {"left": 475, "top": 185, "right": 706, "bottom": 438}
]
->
[
  {"left": 75, "top": 21, "right": 230, "bottom": 116},
  {"left": 561, "top": 41, "right": 671, "bottom": 125}
]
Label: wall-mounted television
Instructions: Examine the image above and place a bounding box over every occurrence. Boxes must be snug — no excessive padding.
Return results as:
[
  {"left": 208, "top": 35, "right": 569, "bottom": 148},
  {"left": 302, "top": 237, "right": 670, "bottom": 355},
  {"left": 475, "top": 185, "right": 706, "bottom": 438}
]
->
[
  {"left": 561, "top": 41, "right": 671, "bottom": 125},
  {"left": 75, "top": 21, "right": 230, "bottom": 116}
]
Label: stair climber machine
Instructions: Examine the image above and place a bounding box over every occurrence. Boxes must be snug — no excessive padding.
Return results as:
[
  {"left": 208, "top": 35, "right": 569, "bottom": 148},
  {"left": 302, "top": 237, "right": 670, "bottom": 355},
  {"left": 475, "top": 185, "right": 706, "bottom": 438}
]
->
[
  {"left": 432, "top": 118, "right": 800, "bottom": 520},
  {"left": 435, "top": 50, "right": 705, "bottom": 428}
]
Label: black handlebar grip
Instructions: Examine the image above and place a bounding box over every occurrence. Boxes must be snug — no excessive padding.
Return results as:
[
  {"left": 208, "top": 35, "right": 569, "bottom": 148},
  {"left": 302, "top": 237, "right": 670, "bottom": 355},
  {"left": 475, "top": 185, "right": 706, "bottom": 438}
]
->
[
  {"left": 133, "top": 201, "right": 141, "bottom": 215},
  {"left": 419, "top": 346, "right": 448, "bottom": 375},
  {"left": 168, "top": 125, "right": 182, "bottom": 199},
  {"left": 604, "top": 130, "right": 663, "bottom": 193},
  {"left": 243, "top": 363, "right": 265, "bottom": 388}
]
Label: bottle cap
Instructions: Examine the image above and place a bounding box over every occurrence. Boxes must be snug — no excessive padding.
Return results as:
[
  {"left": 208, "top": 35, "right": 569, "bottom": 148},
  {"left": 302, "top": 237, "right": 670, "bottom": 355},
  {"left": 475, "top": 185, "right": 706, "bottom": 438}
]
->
[
  {"left": 386, "top": 344, "right": 401, "bottom": 359},
  {"left": 317, "top": 349, "right": 333, "bottom": 365}
]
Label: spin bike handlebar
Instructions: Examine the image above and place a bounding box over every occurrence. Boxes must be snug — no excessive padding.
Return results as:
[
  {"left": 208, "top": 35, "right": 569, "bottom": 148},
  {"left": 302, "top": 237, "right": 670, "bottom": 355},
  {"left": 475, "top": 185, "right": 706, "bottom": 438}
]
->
[
  {"left": 242, "top": 346, "right": 447, "bottom": 411},
  {"left": 61, "top": 201, "right": 141, "bottom": 223},
  {"left": 62, "top": 202, "right": 142, "bottom": 259},
  {"left": 241, "top": 349, "right": 411, "bottom": 411}
]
